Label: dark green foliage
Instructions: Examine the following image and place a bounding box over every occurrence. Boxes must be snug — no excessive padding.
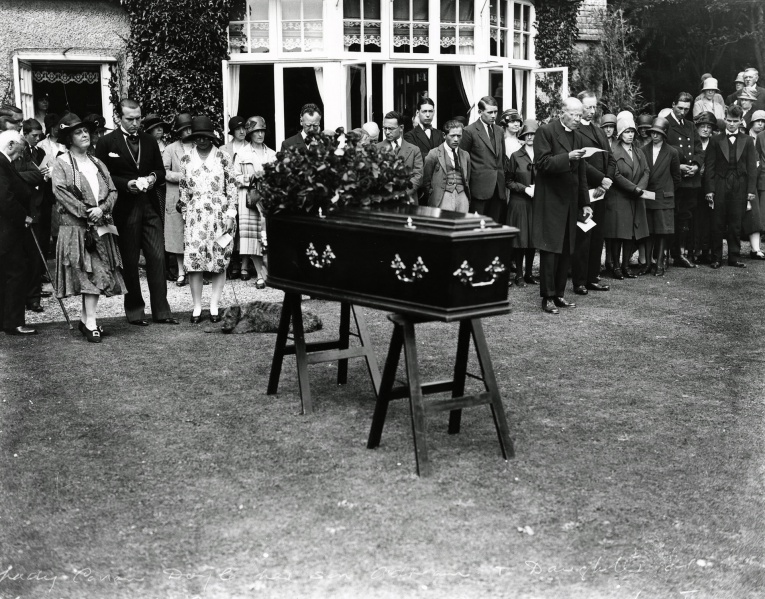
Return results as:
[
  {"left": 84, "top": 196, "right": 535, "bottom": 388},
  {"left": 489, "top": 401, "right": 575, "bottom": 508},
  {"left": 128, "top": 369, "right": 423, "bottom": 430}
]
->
[
  {"left": 533, "top": 0, "right": 582, "bottom": 120},
  {"left": 260, "top": 132, "right": 411, "bottom": 216},
  {"left": 120, "top": 0, "right": 231, "bottom": 125}
]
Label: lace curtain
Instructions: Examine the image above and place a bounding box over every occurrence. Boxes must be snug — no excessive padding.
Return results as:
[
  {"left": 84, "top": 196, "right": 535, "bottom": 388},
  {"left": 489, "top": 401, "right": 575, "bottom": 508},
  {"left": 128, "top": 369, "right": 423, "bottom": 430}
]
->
[{"left": 33, "top": 71, "right": 99, "bottom": 85}]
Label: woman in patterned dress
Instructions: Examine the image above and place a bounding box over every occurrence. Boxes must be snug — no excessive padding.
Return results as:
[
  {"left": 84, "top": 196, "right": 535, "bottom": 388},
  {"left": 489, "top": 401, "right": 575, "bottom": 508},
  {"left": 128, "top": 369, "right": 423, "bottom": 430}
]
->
[
  {"left": 52, "top": 113, "right": 125, "bottom": 343},
  {"left": 237, "top": 116, "right": 276, "bottom": 288},
  {"left": 178, "top": 116, "right": 237, "bottom": 324}
]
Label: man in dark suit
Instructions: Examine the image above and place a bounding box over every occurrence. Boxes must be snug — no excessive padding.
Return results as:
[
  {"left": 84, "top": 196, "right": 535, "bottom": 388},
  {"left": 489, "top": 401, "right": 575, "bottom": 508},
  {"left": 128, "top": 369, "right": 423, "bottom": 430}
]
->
[
  {"left": 704, "top": 104, "right": 758, "bottom": 269},
  {"left": 571, "top": 90, "right": 615, "bottom": 295},
  {"left": 725, "top": 73, "right": 745, "bottom": 107},
  {"left": 742, "top": 68, "right": 765, "bottom": 111},
  {"left": 0, "top": 130, "right": 36, "bottom": 335},
  {"left": 404, "top": 97, "right": 445, "bottom": 206},
  {"left": 532, "top": 97, "right": 591, "bottom": 314},
  {"left": 666, "top": 92, "right": 704, "bottom": 268},
  {"left": 377, "top": 111, "right": 423, "bottom": 201},
  {"left": 421, "top": 120, "right": 471, "bottom": 211},
  {"left": 281, "top": 103, "right": 322, "bottom": 151},
  {"left": 459, "top": 96, "right": 506, "bottom": 222},
  {"left": 95, "top": 98, "right": 178, "bottom": 325}
]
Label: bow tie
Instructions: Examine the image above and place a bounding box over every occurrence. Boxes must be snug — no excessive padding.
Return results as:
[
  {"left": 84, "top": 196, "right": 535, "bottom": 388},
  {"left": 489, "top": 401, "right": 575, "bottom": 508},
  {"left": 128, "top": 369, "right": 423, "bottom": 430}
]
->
[
  {"left": 123, "top": 131, "right": 139, "bottom": 144},
  {"left": 421, "top": 124, "right": 432, "bottom": 130}
]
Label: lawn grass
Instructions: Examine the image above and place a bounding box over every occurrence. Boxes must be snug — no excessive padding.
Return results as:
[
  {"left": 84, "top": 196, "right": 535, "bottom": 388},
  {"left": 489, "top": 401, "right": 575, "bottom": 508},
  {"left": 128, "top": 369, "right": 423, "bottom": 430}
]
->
[{"left": 1, "top": 264, "right": 764, "bottom": 599}]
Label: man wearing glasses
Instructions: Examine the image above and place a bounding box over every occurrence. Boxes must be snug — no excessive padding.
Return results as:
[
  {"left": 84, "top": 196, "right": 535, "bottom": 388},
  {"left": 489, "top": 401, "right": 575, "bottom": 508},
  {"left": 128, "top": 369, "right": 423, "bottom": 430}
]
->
[
  {"left": 282, "top": 103, "right": 322, "bottom": 151},
  {"left": 377, "top": 110, "right": 423, "bottom": 202}
]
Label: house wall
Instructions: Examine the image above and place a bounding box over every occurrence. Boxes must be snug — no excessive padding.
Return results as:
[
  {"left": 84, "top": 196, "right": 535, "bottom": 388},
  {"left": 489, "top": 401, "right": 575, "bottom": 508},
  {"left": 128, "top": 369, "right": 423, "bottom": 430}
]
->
[{"left": 0, "top": 0, "right": 129, "bottom": 103}]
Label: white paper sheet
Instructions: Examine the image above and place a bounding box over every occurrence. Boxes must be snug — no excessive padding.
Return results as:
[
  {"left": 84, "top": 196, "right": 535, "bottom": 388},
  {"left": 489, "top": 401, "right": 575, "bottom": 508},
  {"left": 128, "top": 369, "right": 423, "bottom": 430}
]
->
[
  {"left": 216, "top": 233, "right": 233, "bottom": 248},
  {"left": 581, "top": 146, "right": 606, "bottom": 158},
  {"left": 97, "top": 224, "right": 119, "bottom": 236},
  {"left": 577, "top": 218, "right": 597, "bottom": 232},
  {"left": 641, "top": 190, "right": 656, "bottom": 200}
]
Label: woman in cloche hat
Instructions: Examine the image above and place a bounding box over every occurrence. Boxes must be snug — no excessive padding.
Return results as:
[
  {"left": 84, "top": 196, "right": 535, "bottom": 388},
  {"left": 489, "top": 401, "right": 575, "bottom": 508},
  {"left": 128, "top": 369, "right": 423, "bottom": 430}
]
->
[
  {"left": 692, "top": 111, "right": 718, "bottom": 264},
  {"left": 692, "top": 77, "right": 725, "bottom": 120},
  {"left": 178, "top": 116, "right": 238, "bottom": 323},
  {"left": 499, "top": 108, "right": 524, "bottom": 157},
  {"left": 163, "top": 113, "right": 194, "bottom": 287},
  {"left": 603, "top": 111, "right": 650, "bottom": 278},
  {"left": 50, "top": 113, "right": 126, "bottom": 343}
]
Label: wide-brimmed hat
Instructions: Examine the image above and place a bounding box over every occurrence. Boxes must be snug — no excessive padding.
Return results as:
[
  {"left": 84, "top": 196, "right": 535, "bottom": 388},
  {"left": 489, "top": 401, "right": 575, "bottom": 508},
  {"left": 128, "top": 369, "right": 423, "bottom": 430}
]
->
[
  {"left": 245, "top": 116, "right": 267, "bottom": 141},
  {"left": 701, "top": 77, "right": 719, "bottom": 92},
  {"left": 173, "top": 113, "right": 193, "bottom": 135},
  {"left": 616, "top": 111, "right": 637, "bottom": 140},
  {"left": 57, "top": 113, "right": 96, "bottom": 137},
  {"left": 142, "top": 114, "right": 171, "bottom": 133},
  {"left": 751, "top": 110, "right": 765, "bottom": 124},
  {"left": 600, "top": 114, "right": 617, "bottom": 128},
  {"left": 83, "top": 113, "right": 110, "bottom": 131},
  {"left": 734, "top": 72, "right": 745, "bottom": 84},
  {"left": 738, "top": 88, "right": 758, "bottom": 102},
  {"left": 499, "top": 108, "right": 522, "bottom": 126},
  {"left": 648, "top": 117, "right": 670, "bottom": 137},
  {"left": 694, "top": 111, "right": 718, "bottom": 129},
  {"left": 188, "top": 115, "right": 221, "bottom": 146},
  {"left": 519, "top": 119, "right": 538, "bottom": 138},
  {"left": 637, "top": 114, "right": 654, "bottom": 129},
  {"left": 228, "top": 116, "right": 246, "bottom": 136}
]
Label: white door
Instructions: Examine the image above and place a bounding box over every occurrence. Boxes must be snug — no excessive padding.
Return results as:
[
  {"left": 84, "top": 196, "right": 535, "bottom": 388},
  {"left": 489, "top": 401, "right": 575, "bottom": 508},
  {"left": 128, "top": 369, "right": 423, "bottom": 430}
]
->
[{"left": 342, "top": 60, "right": 372, "bottom": 131}]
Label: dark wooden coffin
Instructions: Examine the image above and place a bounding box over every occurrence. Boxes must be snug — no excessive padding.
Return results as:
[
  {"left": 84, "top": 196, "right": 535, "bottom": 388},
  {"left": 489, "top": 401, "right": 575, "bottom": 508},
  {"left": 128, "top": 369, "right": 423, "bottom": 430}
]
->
[{"left": 266, "top": 204, "right": 518, "bottom": 321}]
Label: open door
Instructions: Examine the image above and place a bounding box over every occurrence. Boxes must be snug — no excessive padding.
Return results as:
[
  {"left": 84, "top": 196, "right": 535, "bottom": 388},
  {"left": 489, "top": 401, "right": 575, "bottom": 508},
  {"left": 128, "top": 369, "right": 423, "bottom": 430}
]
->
[{"left": 343, "top": 60, "right": 372, "bottom": 131}]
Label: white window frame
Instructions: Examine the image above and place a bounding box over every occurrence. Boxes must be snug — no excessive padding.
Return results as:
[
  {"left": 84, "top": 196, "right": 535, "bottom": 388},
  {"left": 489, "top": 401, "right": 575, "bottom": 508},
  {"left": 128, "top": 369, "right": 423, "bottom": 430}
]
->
[
  {"left": 341, "top": 59, "right": 374, "bottom": 130},
  {"left": 342, "top": 0, "right": 383, "bottom": 54},
  {"left": 12, "top": 53, "right": 118, "bottom": 130},
  {"left": 439, "top": 0, "right": 476, "bottom": 55},
  {"left": 227, "top": 0, "right": 276, "bottom": 55},
  {"left": 278, "top": 0, "right": 325, "bottom": 55},
  {"left": 391, "top": 0, "right": 432, "bottom": 55}
]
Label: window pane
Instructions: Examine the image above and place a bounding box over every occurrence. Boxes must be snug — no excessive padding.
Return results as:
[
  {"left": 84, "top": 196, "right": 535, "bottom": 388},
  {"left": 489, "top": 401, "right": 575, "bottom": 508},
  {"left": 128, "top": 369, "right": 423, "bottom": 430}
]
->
[
  {"left": 249, "top": 0, "right": 268, "bottom": 20},
  {"left": 344, "top": 0, "right": 360, "bottom": 19},
  {"left": 514, "top": 3, "right": 521, "bottom": 30},
  {"left": 441, "top": 0, "right": 456, "bottom": 22},
  {"left": 413, "top": 0, "right": 428, "bottom": 21},
  {"left": 513, "top": 32, "right": 521, "bottom": 59},
  {"left": 364, "top": 0, "right": 381, "bottom": 19},
  {"left": 393, "top": 0, "right": 409, "bottom": 20},
  {"left": 251, "top": 22, "right": 270, "bottom": 53},
  {"left": 282, "top": 0, "right": 301, "bottom": 20},
  {"left": 460, "top": 0, "right": 474, "bottom": 22},
  {"left": 229, "top": 0, "right": 246, "bottom": 21},
  {"left": 523, "top": 4, "right": 530, "bottom": 31},
  {"left": 499, "top": 0, "right": 506, "bottom": 27},
  {"left": 304, "top": 0, "right": 322, "bottom": 20}
]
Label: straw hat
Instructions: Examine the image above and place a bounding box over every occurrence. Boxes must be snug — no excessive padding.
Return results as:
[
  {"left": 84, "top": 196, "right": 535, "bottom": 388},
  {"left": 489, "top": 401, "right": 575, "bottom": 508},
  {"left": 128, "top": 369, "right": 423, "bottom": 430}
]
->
[
  {"left": 616, "top": 111, "right": 637, "bottom": 139},
  {"left": 738, "top": 88, "right": 758, "bottom": 102},
  {"left": 701, "top": 77, "right": 719, "bottom": 92}
]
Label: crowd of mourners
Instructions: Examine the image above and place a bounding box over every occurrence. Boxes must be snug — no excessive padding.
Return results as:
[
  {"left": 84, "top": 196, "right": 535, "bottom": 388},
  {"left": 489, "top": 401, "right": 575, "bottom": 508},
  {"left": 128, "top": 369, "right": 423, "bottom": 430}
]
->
[{"left": 0, "top": 66, "right": 763, "bottom": 338}]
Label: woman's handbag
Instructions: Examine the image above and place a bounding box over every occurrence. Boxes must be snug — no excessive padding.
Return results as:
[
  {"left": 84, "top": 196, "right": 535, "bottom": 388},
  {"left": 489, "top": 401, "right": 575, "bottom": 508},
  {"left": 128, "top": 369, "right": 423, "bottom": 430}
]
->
[
  {"left": 246, "top": 180, "right": 262, "bottom": 210},
  {"left": 84, "top": 226, "right": 98, "bottom": 253}
]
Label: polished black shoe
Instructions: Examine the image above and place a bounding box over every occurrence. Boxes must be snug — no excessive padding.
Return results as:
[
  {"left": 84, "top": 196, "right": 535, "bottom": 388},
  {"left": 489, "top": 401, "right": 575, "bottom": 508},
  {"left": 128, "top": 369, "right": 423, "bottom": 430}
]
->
[
  {"left": 82, "top": 324, "right": 102, "bottom": 343},
  {"left": 240, "top": 270, "right": 252, "bottom": 281},
  {"left": 154, "top": 317, "right": 180, "bottom": 324},
  {"left": 523, "top": 274, "right": 539, "bottom": 285},
  {"left": 573, "top": 285, "right": 589, "bottom": 295},
  {"left": 514, "top": 276, "right": 526, "bottom": 288},
  {"left": 612, "top": 268, "right": 624, "bottom": 280},
  {"left": 542, "top": 298, "right": 559, "bottom": 314},
  {"left": 80, "top": 321, "right": 109, "bottom": 338},
  {"left": 190, "top": 314, "right": 203, "bottom": 324},
  {"left": 709, "top": 261, "right": 721, "bottom": 269},
  {"left": 676, "top": 255, "right": 696, "bottom": 268},
  {"left": 209, "top": 314, "right": 222, "bottom": 323},
  {"left": 636, "top": 263, "right": 650, "bottom": 276},
  {"left": 39, "top": 290, "right": 53, "bottom": 298},
  {"left": 26, "top": 302, "right": 44, "bottom": 313},
  {"left": 749, "top": 251, "right": 765, "bottom": 260},
  {"left": 728, "top": 261, "right": 746, "bottom": 268},
  {"left": 654, "top": 266, "right": 665, "bottom": 277},
  {"left": 554, "top": 296, "right": 576, "bottom": 308},
  {"left": 129, "top": 319, "right": 150, "bottom": 326},
  {"left": 623, "top": 267, "right": 638, "bottom": 279},
  {"left": 585, "top": 282, "right": 610, "bottom": 291},
  {"left": 5, "top": 326, "right": 37, "bottom": 336},
  {"left": 255, "top": 278, "right": 266, "bottom": 289}
]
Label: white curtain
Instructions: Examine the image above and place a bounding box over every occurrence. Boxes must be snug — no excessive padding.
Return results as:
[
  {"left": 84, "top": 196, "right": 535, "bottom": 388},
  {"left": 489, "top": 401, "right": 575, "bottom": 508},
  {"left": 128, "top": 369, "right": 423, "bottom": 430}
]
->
[
  {"left": 459, "top": 65, "right": 476, "bottom": 121},
  {"left": 314, "top": 66, "right": 325, "bottom": 106},
  {"left": 514, "top": 69, "right": 524, "bottom": 115},
  {"left": 230, "top": 64, "right": 241, "bottom": 118}
]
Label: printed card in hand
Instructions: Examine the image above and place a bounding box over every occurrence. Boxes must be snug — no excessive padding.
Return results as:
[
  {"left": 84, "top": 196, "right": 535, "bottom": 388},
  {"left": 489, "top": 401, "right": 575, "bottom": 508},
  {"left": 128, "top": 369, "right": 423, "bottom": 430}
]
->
[{"left": 216, "top": 233, "right": 233, "bottom": 248}]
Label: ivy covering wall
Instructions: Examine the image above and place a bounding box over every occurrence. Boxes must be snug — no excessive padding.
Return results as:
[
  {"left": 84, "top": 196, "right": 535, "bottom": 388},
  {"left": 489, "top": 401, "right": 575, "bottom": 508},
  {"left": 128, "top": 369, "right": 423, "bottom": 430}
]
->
[
  {"left": 118, "top": 0, "right": 231, "bottom": 126},
  {"left": 534, "top": 0, "right": 582, "bottom": 121}
]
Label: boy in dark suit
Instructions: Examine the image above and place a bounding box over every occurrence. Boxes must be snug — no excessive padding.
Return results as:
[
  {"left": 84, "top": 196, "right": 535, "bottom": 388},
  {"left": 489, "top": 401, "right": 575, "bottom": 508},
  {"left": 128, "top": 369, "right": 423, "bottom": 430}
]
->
[
  {"left": 404, "top": 97, "right": 445, "bottom": 206},
  {"left": 95, "top": 98, "right": 177, "bottom": 325},
  {"left": 704, "top": 104, "right": 758, "bottom": 269}
]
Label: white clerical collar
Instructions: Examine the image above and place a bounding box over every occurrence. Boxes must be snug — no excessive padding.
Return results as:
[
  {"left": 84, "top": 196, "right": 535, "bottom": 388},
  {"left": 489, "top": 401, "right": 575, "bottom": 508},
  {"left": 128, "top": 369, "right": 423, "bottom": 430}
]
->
[
  {"left": 581, "top": 119, "right": 592, "bottom": 126},
  {"left": 560, "top": 119, "right": 572, "bottom": 133}
]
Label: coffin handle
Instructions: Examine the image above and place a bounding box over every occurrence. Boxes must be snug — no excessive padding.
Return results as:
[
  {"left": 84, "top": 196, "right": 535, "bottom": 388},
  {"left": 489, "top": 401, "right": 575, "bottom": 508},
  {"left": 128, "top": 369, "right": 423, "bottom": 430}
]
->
[
  {"left": 391, "top": 254, "right": 429, "bottom": 283},
  {"left": 453, "top": 257, "right": 506, "bottom": 287},
  {"left": 306, "top": 243, "right": 336, "bottom": 268}
]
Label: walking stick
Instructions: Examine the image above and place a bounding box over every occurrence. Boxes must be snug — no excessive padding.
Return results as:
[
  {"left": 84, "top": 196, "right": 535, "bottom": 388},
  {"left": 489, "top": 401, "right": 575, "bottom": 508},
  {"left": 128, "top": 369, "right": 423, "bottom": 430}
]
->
[{"left": 28, "top": 227, "right": 74, "bottom": 330}]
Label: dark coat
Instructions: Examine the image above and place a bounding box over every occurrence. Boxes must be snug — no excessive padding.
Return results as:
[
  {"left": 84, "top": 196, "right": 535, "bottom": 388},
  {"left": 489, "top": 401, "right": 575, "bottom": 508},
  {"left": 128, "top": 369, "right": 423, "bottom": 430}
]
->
[
  {"left": 422, "top": 144, "right": 471, "bottom": 207},
  {"left": 0, "top": 152, "right": 31, "bottom": 253},
  {"left": 13, "top": 144, "right": 45, "bottom": 222},
  {"left": 505, "top": 145, "right": 534, "bottom": 201},
  {"left": 756, "top": 131, "right": 765, "bottom": 192},
  {"left": 531, "top": 119, "right": 589, "bottom": 254},
  {"left": 281, "top": 132, "right": 307, "bottom": 152},
  {"left": 376, "top": 138, "right": 423, "bottom": 193},
  {"left": 703, "top": 132, "right": 757, "bottom": 199},
  {"left": 459, "top": 118, "right": 506, "bottom": 201},
  {"left": 640, "top": 142, "right": 681, "bottom": 210},
  {"left": 94, "top": 129, "right": 166, "bottom": 223},
  {"left": 603, "top": 142, "right": 650, "bottom": 240},
  {"left": 404, "top": 125, "right": 445, "bottom": 162},
  {"left": 577, "top": 122, "right": 615, "bottom": 188},
  {"left": 666, "top": 114, "right": 703, "bottom": 189}
]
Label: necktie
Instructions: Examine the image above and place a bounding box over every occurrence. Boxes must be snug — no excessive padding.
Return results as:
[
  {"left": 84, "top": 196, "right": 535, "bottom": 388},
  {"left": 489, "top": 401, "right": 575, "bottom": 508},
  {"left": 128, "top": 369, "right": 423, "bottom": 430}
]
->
[
  {"left": 390, "top": 140, "right": 399, "bottom": 155},
  {"left": 422, "top": 125, "right": 431, "bottom": 139},
  {"left": 452, "top": 148, "right": 460, "bottom": 171},
  {"left": 487, "top": 124, "right": 496, "bottom": 152},
  {"left": 729, "top": 135, "right": 736, "bottom": 144}
]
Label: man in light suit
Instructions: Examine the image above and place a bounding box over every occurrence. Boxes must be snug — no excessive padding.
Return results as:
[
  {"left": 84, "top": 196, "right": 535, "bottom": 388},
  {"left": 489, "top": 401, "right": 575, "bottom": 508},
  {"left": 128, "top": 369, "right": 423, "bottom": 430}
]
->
[
  {"left": 377, "top": 111, "right": 423, "bottom": 200},
  {"left": 281, "top": 103, "right": 322, "bottom": 151},
  {"left": 95, "top": 98, "right": 178, "bottom": 326},
  {"left": 459, "top": 96, "right": 506, "bottom": 222},
  {"left": 421, "top": 120, "right": 471, "bottom": 212},
  {"left": 532, "top": 97, "right": 591, "bottom": 314},
  {"left": 704, "top": 104, "right": 758, "bottom": 269}
]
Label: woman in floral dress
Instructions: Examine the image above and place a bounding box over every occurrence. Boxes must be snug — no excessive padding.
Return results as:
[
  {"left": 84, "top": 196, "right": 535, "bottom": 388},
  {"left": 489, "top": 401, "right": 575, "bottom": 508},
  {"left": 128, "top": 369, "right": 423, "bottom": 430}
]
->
[{"left": 178, "top": 116, "right": 237, "bottom": 324}]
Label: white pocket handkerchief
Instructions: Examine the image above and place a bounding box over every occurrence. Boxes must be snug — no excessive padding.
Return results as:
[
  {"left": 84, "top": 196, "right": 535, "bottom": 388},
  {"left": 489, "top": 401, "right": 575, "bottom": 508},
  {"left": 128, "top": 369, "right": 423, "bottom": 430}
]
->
[{"left": 108, "top": 152, "right": 121, "bottom": 158}]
